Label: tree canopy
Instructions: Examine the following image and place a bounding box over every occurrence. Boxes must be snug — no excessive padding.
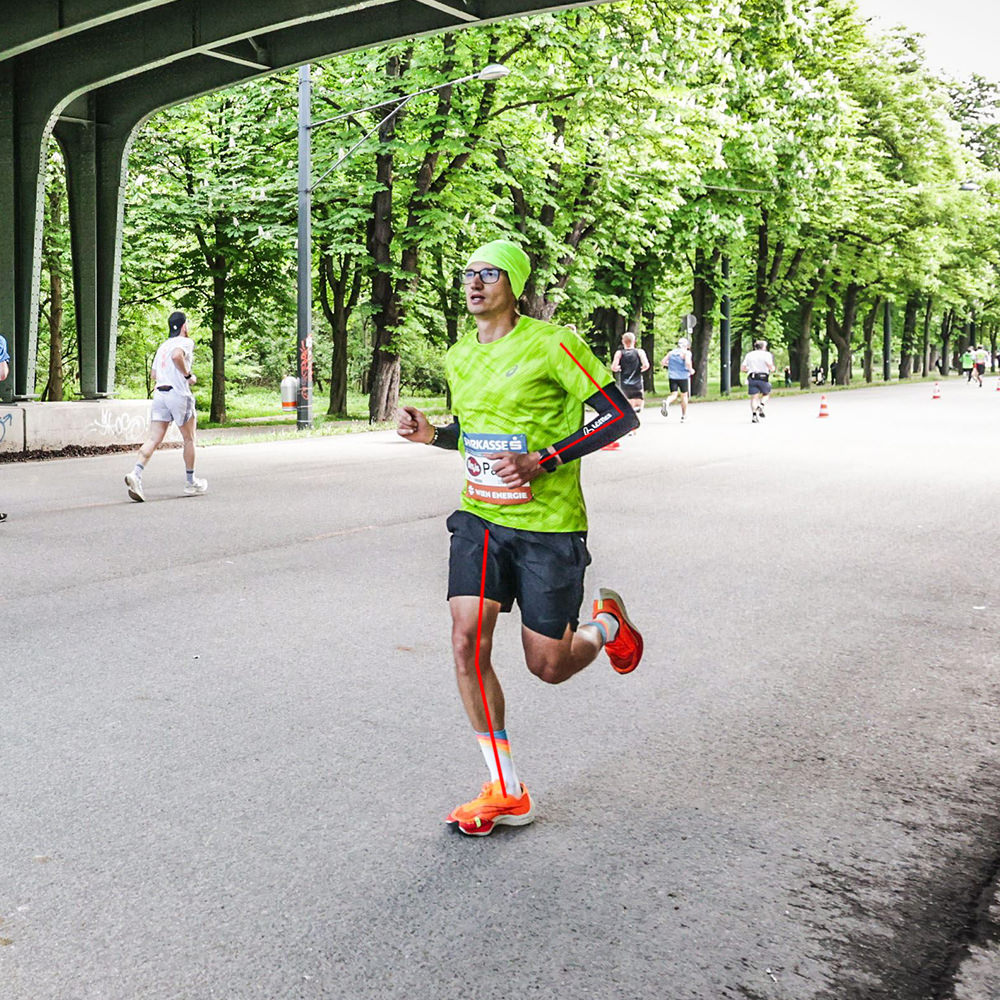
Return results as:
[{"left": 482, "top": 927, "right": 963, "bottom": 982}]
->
[{"left": 32, "top": 0, "right": 1000, "bottom": 409}]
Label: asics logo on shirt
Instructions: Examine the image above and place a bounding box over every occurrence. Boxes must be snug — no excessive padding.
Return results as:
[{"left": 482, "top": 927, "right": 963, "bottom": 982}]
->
[{"left": 505, "top": 365, "right": 519, "bottom": 377}]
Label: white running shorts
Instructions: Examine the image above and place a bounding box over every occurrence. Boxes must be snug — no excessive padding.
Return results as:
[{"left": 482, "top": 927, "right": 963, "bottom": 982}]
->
[{"left": 150, "top": 389, "right": 196, "bottom": 426}]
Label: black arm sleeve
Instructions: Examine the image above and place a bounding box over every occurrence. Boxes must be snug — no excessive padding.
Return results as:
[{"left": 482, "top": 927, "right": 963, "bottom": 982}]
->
[
  {"left": 538, "top": 382, "right": 639, "bottom": 470},
  {"left": 430, "top": 418, "right": 460, "bottom": 450}
]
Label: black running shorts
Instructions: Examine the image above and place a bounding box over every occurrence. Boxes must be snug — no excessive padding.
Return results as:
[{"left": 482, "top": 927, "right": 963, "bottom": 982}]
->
[
  {"left": 446, "top": 510, "right": 591, "bottom": 639},
  {"left": 668, "top": 377, "right": 690, "bottom": 393},
  {"left": 623, "top": 383, "right": 644, "bottom": 400}
]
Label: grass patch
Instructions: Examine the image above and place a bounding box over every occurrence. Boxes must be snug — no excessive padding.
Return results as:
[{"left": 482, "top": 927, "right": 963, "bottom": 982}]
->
[{"left": 195, "top": 388, "right": 450, "bottom": 430}]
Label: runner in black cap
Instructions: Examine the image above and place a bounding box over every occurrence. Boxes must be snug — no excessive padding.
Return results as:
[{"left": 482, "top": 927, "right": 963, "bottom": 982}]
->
[{"left": 124, "top": 311, "right": 208, "bottom": 502}]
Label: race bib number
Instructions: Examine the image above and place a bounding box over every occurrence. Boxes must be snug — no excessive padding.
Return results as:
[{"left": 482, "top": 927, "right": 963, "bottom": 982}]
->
[{"left": 463, "top": 431, "right": 533, "bottom": 506}]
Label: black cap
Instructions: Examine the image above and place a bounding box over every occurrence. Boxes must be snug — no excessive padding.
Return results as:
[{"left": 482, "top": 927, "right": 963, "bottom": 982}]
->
[{"left": 167, "top": 311, "right": 186, "bottom": 337}]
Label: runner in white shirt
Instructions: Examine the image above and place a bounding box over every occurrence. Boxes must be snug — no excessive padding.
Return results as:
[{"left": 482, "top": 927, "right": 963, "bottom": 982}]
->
[
  {"left": 740, "top": 339, "right": 776, "bottom": 423},
  {"left": 973, "top": 345, "right": 989, "bottom": 387},
  {"left": 124, "top": 311, "right": 208, "bottom": 502}
]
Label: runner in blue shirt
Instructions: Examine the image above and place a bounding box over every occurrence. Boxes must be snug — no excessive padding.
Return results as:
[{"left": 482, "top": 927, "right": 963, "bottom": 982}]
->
[{"left": 660, "top": 337, "right": 695, "bottom": 422}]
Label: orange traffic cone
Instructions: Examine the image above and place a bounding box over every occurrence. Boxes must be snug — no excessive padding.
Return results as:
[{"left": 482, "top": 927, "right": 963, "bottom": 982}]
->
[
  {"left": 817, "top": 395, "right": 830, "bottom": 418},
  {"left": 601, "top": 440, "right": 621, "bottom": 451},
  {"left": 932, "top": 382, "right": 941, "bottom": 399},
  {"left": 995, "top": 379, "right": 1000, "bottom": 391}
]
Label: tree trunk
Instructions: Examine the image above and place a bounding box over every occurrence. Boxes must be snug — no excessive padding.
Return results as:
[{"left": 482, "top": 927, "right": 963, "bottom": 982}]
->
[
  {"left": 210, "top": 257, "right": 227, "bottom": 423},
  {"left": 797, "top": 277, "right": 823, "bottom": 390},
  {"left": 367, "top": 55, "right": 404, "bottom": 423},
  {"left": 642, "top": 308, "right": 655, "bottom": 394},
  {"left": 940, "top": 309, "right": 954, "bottom": 375},
  {"left": 691, "top": 247, "right": 719, "bottom": 397},
  {"left": 898, "top": 294, "right": 919, "bottom": 379},
  {"left": 319, "top": 252, "right": 358, "bottom": 417},
  {"left": 921, "top": 297, "right": 933, "bottom": 376},
  {"left": 748, "top": 210, "right": 769, "bottom": 343},
  {"left": 861, "top": 297, "right": 882, "bottom": 383},
  {"left": 990, "top": 326, "right": 997, "bottom": 372},
  {"left": 45, "top": 181, "right": 65, "bottom": 401},
  {"left": 826, "top": 284, "right": 858, "bottom": 386}
]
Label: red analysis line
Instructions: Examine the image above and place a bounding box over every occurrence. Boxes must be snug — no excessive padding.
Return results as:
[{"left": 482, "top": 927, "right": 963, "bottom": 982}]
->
[
  {"left": 473, "top": 527, "right": 507, "bottom": 798},
  {"left": 551, "top": 342, "right": 626, "bottom": 460}
]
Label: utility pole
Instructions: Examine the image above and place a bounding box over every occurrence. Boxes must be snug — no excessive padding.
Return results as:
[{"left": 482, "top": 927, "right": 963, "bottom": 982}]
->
[
  {"left": 296, "top": 64, "right": 314, "bottom": 429},
  {"left": 882, "top": 300, "right": 892, "bottom": 382},
  {"left": 720, "top": 256, "right": 731, "bottom": 395}
]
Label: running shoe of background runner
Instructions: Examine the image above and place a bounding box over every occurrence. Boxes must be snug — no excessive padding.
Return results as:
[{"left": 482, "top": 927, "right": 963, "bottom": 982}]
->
[
  {"left": 184, "top": 477, "right": 209, "bottom": 496},
  {"left": 446, "top": 780, "right": 534, "bottom": 836},
  {"left": 594, "top": 587, "right": 643, "bottom": 674},
  {"left": 124, "top": 472, "right": 145, "bottom": 502}
]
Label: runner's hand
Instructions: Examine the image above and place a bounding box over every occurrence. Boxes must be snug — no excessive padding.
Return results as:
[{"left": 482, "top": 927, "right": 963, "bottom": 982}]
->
[
  {"left": 486, "top": 451, "right": 545, "bottom": 487},
  {"left": 397, "top": 406, "right": 434, "bottom": 444}
]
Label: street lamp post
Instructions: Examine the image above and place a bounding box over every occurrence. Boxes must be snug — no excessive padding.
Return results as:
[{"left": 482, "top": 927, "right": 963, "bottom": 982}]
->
[
  {"left": 883, "top": 300, "right": 892, "bottom": 382},
  {"left": 297, "top": 65, "right": 313, "bottom": 429},
  {"left": 720, "top": 255, "right": 731, "bottom": 395},
  {"left": 295, "top": 62, "right": 510, "bottom": 430}
]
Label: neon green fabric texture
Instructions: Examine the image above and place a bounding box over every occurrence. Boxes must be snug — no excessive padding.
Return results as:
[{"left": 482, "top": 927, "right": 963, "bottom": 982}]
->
[{"left": 445, "top": 317, "right": 613, "bottom": 532}]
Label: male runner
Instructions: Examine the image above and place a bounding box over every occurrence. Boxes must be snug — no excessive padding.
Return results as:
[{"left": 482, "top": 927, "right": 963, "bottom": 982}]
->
[
  {"left": 660, "top": 337, "right": 695, "bottom": 422},
  {"left": 973, "top": 344, "right": 988, "bottom": 387},
  {"left": 397, "top": 239, "right": 643, "bottom": 837},
  {"left": 124, "top": 311, "right": 207, "bottom": 502},
  {"left": 611, "top": 332, "right": 650, "bottom": 428},
  {"left": 961, "top": 346, "right": 975, "bottom": 383},
  {"left": 741, "top": 339, "right": 776, "bottom": 423},
  {"left": 0, "top": 332, "right": 8, "bottom": 523}
]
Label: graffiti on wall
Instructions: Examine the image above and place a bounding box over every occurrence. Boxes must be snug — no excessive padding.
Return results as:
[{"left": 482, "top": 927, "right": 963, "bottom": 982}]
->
[{"left": 90, "top": 409, "right": 146, "bottom": 440}]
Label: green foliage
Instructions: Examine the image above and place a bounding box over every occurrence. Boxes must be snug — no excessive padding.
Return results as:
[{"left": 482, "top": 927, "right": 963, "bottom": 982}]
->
[{"left": 83, "top": 0, "right": 1000, "bottom": 413}]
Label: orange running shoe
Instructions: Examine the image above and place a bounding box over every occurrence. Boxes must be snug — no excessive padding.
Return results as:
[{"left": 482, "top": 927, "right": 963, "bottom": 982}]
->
[
  {"left": 594, "top": 587, "right": 643, "bottom": 674},
  {"left": 445, "top": 780, "right": 534, "bottom": 837}
]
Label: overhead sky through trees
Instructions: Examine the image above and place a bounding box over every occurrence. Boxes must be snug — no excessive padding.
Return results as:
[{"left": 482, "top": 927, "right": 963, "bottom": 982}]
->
[{"left": 855, "top": 0, "right": 1000, "bottom": 81}]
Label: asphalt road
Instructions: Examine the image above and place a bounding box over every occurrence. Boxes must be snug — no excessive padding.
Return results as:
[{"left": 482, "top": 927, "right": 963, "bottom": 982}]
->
[{"left": 2, "top": 379, "right": 998, "bottom": 1000}]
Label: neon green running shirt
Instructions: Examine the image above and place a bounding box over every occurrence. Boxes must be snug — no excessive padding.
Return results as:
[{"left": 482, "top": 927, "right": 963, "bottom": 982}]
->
[{"left": 444, "top": 316, "right": 613, "bottom": 532}]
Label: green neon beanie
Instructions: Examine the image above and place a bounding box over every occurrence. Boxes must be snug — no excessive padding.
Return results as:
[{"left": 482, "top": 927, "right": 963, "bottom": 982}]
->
[{"left": 466, "top": 239, "right": 531, "bottom": 298}]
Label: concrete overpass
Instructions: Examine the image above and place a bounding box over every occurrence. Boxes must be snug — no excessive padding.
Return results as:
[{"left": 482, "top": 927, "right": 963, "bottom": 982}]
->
[{"left": 0, "top": 0, "right": 589, "bottom": 404}]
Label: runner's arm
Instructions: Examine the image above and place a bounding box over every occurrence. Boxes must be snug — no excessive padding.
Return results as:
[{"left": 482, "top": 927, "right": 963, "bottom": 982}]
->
[
  {"left": 171, "top": 347, "right": 192, "bottom": 378},
  {"left": 537, "top": 382, "right": 638, "bottom": 471},
  {"left": 397, "top": 405, "right": 460, "bottom": 448}
]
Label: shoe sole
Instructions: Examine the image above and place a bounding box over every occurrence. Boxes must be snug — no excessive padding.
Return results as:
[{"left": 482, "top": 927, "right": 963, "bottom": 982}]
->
[
  {"left": 446, "top": 789, "right": 535, "bottom": 835},
  {"left": 452, "top": 806, "right": 536, "bottom": 837},
  {"left": 124, "top": 475, "right": 144, "bottom": 503},
  {"left": 184, "top": 487, "right": 208, "bottom": 496},
  {"left": 595, "top": 587, "right": 643, "bottom": 675}
]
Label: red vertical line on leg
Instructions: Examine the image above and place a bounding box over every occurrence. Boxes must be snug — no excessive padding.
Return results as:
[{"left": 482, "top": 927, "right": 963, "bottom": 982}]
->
[{"left": 473, "top": 528, "right": 507, "bottom": 798}]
